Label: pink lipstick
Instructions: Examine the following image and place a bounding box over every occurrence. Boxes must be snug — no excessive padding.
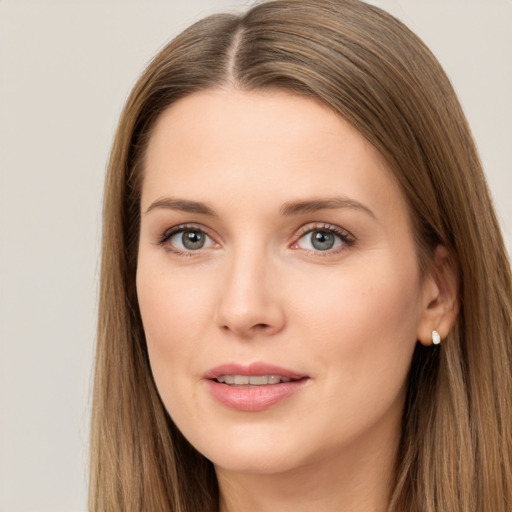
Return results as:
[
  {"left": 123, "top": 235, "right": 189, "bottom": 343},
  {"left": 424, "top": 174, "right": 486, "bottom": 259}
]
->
[{"left": 203, "top": 362, "right": 309, "bottom": 412}]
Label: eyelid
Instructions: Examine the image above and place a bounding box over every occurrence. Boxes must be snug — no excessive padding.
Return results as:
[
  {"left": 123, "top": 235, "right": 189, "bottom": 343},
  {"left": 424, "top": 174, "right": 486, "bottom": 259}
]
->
[
  {"left": 291, "top": 222, "right": 356, "bottom": 253},
  {"left": 155, "top": 221, "right": 355, "bottom": 256},
  {"left": 157, "top": 223, "right": 219, "bottom": 254}
]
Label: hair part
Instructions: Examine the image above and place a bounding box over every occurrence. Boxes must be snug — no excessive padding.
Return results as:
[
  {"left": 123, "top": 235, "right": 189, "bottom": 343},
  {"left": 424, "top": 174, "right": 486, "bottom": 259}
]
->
[{"left": 90, "top": 1, "right": 512, "bottom": 510}]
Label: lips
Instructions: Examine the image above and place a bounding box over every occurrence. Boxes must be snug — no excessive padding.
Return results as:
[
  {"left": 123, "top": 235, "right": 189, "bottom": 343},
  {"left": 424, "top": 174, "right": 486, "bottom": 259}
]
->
[
  {"left": 203, "top": 362, "right": 309, "bottom": 412},
  {"left": 216, "top": 374, "right": 292, "bottom": 385}
]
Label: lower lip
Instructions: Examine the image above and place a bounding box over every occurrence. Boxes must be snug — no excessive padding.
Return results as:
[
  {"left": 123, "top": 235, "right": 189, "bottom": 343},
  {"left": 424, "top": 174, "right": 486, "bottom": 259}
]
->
[{"left": 205, "top": 379, "right": 309, "bottom": 412}]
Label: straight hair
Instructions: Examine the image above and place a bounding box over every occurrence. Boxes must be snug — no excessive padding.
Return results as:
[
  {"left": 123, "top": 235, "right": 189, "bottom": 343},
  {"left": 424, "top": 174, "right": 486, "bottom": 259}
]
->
[{"left": 90, "top": 1, "right": 512, "bottom": 510}]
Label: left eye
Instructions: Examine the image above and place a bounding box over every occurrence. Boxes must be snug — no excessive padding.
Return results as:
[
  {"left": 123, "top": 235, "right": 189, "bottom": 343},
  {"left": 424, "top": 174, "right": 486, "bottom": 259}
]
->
[
  {"left": 296, "top": 229, "right": 344, "bottom": 251},
  {"left": 168, "top": 229, "right": 215, "bottom": 251}
]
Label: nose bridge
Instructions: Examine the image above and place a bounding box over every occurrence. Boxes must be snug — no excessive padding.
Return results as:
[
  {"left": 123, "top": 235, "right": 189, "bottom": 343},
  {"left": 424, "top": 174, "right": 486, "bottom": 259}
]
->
[{"left": 215, "top": 241, "right": 285, "bottom": 337}]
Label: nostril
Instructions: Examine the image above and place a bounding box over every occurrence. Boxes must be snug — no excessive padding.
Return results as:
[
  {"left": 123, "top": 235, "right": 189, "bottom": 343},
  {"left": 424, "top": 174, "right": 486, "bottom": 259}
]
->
[
  {"left": 219, "top": 322, "right": 275, "bottom": 337},
  {"left": 215, "top": 296, "right": 286, "bottom": 336}
]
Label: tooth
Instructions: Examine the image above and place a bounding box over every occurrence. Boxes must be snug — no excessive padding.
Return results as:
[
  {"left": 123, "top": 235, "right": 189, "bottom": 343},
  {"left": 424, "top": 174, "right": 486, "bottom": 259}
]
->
[
  {"left": 248, "top": 375, "right": 269, "bottom": 385},
  {"left": 216, "top": 374, "right": 296, "bottom": 385},
  {"left": 234, "top": 375, "right": 249, "bottom": 385}
]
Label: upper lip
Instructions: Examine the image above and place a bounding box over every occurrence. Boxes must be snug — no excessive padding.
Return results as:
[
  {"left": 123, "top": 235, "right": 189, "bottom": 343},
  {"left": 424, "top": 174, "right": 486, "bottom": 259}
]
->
[{"left": 203, "top": 362, "right": 307, "bottom": 380}]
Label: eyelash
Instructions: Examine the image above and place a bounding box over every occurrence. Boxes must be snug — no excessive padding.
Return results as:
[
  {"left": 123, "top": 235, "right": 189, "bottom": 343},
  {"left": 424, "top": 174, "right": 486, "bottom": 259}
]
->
[
  {"left": 157, "top": 223, "right": 356, "bottom": 257},
  {"left": 157, "top": 223, "right": 217, "bottom": 257},
  {"left": 292, "top": 223, "right": 356, "bottom": 256}
]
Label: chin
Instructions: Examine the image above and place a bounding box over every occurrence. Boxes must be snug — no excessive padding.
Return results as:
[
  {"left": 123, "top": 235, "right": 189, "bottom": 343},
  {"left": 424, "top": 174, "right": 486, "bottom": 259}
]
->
[
  {"left": 200, "top": 428, "right": 339, "bottom": 479},
  {"left": 187, "top": 426, "right": 309, "bottom": 475},
  {"left": 211, "top": 449, "right": 304, "bottom": 476}
]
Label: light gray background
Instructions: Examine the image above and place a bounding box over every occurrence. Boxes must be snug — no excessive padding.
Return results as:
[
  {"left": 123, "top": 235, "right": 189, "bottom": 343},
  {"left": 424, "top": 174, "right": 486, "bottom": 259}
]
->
[{"left": 1, "top": 1, "right": 511, "bottom": 510}]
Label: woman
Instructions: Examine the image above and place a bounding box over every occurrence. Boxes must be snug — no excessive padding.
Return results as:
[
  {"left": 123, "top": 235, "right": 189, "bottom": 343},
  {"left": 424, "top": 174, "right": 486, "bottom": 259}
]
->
[{"left": 90, "top": 0, "right": 512, "bottom": 510}]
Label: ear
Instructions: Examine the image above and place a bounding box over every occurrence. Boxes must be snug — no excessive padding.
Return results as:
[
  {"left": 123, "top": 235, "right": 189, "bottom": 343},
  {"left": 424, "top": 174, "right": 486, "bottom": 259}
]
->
[{"left": 417, "top": 245, "right": 459, "bottom": 346}]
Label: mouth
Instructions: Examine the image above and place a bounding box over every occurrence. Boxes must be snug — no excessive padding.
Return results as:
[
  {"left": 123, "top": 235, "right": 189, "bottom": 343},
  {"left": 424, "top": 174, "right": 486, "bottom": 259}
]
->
[
  {"left": 204, "top": 362, "right": 307, "bottom": 384},
  {"left": 215, "top": 375, "right": 296, "bottom": 386},
  {"left": 204, "top": 363, "right": 309, "bottom": 411}
]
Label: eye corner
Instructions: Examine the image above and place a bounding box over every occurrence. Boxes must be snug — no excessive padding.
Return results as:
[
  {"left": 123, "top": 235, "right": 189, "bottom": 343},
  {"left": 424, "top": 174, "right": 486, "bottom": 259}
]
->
[
  {"left": 156, "top": 223, "right": 219, "bottom": 255},
  {"left": 291, "top": 223, "right": 356, "bottom": 255}
]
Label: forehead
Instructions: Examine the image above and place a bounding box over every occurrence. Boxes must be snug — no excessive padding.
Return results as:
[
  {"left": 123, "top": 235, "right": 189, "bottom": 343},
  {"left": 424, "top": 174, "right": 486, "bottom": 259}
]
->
[
  {"left": 142, "top": 88, "right": 408, "bottom": 224},
  {"left": 146, "top": 89, "right": 349, "bottom": 164}
]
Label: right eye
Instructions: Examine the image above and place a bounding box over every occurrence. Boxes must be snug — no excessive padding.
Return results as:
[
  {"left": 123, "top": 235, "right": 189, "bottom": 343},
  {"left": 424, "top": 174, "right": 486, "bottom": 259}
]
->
[{"left": 161, "top": 226, "right": 216, "bottom": 253}]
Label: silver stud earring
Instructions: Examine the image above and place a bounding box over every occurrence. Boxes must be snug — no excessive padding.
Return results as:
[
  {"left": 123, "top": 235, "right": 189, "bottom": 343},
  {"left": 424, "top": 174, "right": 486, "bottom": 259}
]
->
[{"left": 432, "top": 330, "right": 441, "bottom": 345}]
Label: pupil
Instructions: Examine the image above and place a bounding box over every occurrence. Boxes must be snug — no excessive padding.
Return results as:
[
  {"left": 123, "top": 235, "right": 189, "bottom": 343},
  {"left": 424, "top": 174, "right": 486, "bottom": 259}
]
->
[
  {"left": 183, "top": 230, "right": 205, "bottom": 250},
  {"left": 311, "top": 231, "right": 335, "bottom": 250}
]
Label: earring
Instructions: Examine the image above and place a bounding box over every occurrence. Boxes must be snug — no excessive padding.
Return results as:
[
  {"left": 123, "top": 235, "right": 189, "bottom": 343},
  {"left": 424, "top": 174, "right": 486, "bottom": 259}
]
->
[{"left": 432, "top": 330, "right": 441, "bottom": 345}]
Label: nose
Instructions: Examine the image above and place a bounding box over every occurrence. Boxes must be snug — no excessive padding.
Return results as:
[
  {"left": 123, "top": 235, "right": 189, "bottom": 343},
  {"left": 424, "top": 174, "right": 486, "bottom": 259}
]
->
[{"left": 214, "top": 249, "right": 286, "bottom": 339}]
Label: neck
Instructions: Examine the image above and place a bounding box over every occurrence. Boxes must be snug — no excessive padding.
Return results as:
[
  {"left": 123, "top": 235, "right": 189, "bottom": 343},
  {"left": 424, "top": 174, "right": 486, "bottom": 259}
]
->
[{"left": 216, "top": 421, "right": 399, "bottom": 512}]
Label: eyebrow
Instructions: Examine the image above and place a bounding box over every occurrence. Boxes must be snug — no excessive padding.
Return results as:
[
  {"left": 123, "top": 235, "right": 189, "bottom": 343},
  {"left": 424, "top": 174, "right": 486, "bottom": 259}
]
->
[
  {"left": 279, "top": 197, "right": 375, "bottom": 218},
  {"left": 144, "top": 196, "right": 375, "bottom": 219},
  {"left": 145, "top": 198, "right": 217, "bottom": 216}
]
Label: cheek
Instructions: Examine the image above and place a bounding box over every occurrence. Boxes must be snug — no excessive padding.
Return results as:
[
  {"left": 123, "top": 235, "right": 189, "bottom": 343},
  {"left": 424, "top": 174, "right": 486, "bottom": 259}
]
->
[
  {"left": 291, "top": 257, "right": 422, "bottom": 393},
  {"left": 136, "top": 265, "right": 215, "bottom": 374},
  {"left": 136, "top": 264, "right": 217, "bottom": 430},
  {"left": 294, "top": 255, "right": 420, "bottom": 332},
  {"left": 138, "top": 255, "right": 219, "bottom": 325}
]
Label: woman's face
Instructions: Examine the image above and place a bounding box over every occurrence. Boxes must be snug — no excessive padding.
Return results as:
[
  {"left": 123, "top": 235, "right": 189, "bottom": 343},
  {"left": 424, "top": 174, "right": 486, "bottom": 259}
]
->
[{"left": 137, "top": 89, "right": 437, "bottom": 476}]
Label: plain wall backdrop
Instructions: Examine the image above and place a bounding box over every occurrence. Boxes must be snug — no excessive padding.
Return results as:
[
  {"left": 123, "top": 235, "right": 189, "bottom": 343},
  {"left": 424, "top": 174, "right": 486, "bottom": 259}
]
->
[{"left": 0, "top": 1, "right": 511, "bottom": 510}]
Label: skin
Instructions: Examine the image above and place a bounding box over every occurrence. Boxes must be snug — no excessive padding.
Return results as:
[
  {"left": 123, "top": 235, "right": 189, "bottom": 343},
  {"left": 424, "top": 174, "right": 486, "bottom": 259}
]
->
[{"left": 136, "top": 89, "right": 454, "bottom": 512}]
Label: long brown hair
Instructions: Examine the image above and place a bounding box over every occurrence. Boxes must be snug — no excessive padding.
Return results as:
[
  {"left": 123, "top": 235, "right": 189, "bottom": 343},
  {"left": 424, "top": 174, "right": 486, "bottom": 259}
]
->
[{"left": 90, "top": 1, "right": 512, "bottom": 510}]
